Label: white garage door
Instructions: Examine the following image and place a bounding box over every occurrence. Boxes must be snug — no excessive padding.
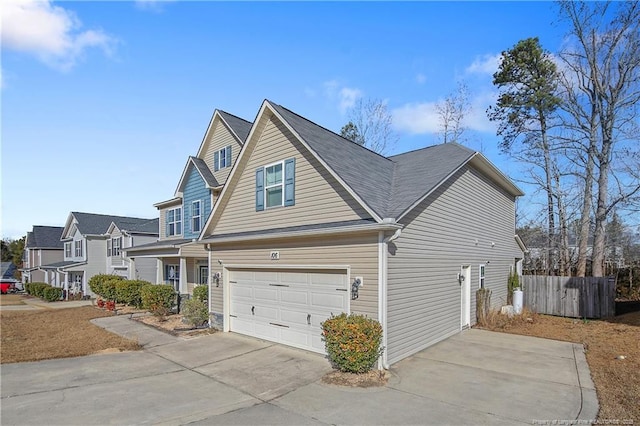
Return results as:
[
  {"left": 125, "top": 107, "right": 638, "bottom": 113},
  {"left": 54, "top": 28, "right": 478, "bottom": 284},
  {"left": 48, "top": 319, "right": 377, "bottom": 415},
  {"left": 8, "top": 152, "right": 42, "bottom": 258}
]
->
[{"left": 229, "top": 269, "right": 349, "bottom": 354}]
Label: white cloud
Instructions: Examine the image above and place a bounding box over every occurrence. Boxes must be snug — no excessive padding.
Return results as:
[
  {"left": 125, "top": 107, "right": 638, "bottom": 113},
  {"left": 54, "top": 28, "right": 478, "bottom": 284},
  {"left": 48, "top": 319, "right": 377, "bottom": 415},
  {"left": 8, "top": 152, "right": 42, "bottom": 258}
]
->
[
  {"left": 1, "top": 0, "right": 116, "bottom": 71},
  {"left": 392, "top": 91, "right": 498, "bottom": 135},
  {"left": 465, "top": 53, "right": 502, "bottom": 76},
  {"left": 323, "top": 80, "right": 363, "bottom": 114}
]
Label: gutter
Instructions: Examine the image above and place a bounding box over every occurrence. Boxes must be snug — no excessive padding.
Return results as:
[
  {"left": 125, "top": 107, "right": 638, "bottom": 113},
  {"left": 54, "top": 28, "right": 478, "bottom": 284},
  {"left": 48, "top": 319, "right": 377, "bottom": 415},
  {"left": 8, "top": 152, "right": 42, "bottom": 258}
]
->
[
  {"left": 378, "top": 220, "right": 402, "bottom": 370},
  {"left": 201, "top": 222, "right": 402, "bottom": 245}
]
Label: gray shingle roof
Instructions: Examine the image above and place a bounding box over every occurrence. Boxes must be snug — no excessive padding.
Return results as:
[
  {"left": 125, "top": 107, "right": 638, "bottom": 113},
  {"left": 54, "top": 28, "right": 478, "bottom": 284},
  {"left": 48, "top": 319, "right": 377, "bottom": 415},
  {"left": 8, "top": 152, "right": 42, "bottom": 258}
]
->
[
  {"left": 386, "top": 143, "right": 476, "bottom": 218},
  {"left": 270, "top": 102, "right": 395, "bottom": 218},
  {"left": 190, "top": 156, "right": 219, "bottom": 187},
  {"left": 219, "top": 110, "right": 252, "bottom": 142},
  {"left": 25, "top": 226, "right": 64, "bottom": 249},
  {"left": 71, "top": 212, "right": 157, "bottom": 236}
]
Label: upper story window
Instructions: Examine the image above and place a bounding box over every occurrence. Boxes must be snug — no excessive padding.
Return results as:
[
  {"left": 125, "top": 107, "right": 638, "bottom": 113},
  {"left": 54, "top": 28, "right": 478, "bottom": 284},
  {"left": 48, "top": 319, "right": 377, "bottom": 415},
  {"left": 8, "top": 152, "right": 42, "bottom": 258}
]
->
[
  {"left": 167, "top": 207, "right": 182, "bottom": 236},
  {"left": 255, "top": 158, "right": 296, "bottom": 211},
  {"left": 108, "top": 237, "right": 122, "bottom": 257},
  {"left": 64, "top": 242, "right": 72, "bottom": 258},
  {"left": 191, "top": 200, "right": 201, "bottom": 233},
  {"left": 74, "top": 240, "right": 83, "bottom": 258},
  {"left": 214, "top": 145, "right": 232, "bottom": 172},
  {"left": 479, "top": 264, "right": 486, "bottom": 289}
]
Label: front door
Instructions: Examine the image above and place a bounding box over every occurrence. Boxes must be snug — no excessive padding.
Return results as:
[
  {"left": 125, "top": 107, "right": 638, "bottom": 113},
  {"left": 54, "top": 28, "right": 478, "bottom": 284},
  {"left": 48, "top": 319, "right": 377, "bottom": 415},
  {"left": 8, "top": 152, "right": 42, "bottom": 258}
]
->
[{"left": 460, "top": 265, "right": 471, "bottom": 329}]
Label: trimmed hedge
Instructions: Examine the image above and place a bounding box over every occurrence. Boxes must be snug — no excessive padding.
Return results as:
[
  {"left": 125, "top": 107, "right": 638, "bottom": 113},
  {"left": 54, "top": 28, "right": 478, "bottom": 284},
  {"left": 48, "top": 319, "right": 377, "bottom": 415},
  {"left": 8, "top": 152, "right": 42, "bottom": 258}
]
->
[
  {"left": 89, "top": 274, "right": 125, "bottom": 299},
  {"left": 181, "top": 298, "right": 208, "bottom": 327},
  {"left": 141, "top": 284, "right": 175, "bottom": 317},
  {"left": 115, "top": 280, "right": 151, "bottom": 307},
  {"left": 193, "top": 285, "right": 208, "bottom": 303},
  {"left": 42, "top": 286, "right": 63, "bottom": 302},
  {"left": 321, "top": 313, "right": 384, "bottom": 373},
  {"left": 29, "top": 282, "right": 50, "bottom": 298}
]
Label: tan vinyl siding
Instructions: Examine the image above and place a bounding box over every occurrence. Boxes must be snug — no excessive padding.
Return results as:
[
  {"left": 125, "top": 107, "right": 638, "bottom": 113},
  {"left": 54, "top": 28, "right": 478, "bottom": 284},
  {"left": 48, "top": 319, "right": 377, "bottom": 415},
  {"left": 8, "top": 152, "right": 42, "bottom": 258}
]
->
[
  {"left": 180, "top": 243, "right": 207, "bottom": 258},
  {"left": 158, "top": 203, "right": 182, "bottom": 241},
  {"left": 214, "top": 116, "right": 371, "bottom": 235},
  {"left": 209, "top": 233, "right": 379, "bottom": 321},
  {"left": 387, "top": 166, "right": 520, "bottom": 365},
  {"left": 202, "top": 120, "right": 243, "bottom": 185}
]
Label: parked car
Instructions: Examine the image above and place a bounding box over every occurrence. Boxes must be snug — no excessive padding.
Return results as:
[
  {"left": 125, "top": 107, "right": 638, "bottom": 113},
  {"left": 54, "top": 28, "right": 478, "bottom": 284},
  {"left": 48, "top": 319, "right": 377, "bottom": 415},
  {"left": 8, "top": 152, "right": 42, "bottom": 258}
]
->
[{"left": 0, "top": 279, "right": 22, "bottom": 294}]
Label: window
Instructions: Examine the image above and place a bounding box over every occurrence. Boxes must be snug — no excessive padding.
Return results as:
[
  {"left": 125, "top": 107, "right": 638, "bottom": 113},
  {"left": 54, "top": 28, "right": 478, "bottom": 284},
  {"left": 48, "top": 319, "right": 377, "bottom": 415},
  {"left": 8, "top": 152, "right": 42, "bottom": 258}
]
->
[
  {"left": 479, "top": 264, "right": 485, "bottom": 289},
  {"left": 75, "top": 240, "right": 83, "bottom": 257},
  {"left": 165, "top": 264, "right": 180, "bottom": 292},
  {"left": 191, "top": 200, "right": 201, "bottom": 233},
  {"left": 107, "top": 239, "right": 112, "bottom": 257},
  {"left": 256, "top": 158, "right": 295, "bottom": 211},
  {"left": 199, "top": 265, "right": 208, "bottom": 285},
  {"left": 112, "top": 237, "right": 121, "bottom": 257},
  {"left": 64, "top": 242, "right": 72, "bottom": 258},
  {"left": 214, "top": 145, "right": 232, "bottom": 172},
  {"left": 265, "top": 162, "right": 283, "bottom": 208},
  {"left": 167, "top": 208, "right": 182, "bottom": 236}
]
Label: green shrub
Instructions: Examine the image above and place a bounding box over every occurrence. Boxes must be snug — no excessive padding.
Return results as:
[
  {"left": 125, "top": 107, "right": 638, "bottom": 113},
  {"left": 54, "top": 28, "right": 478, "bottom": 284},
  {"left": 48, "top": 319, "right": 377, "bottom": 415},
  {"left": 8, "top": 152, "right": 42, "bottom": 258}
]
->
[
  {"left": 181, "top": 298, "right": 209, "bottom": 327},
  {"left": 89, "top": 274, "right": 125, "bottom": 298},
  {"left": 141, "top": 284, "right": 175, "bottom": 317},
  {"left": 24, "top": 282, "right": 32, "bottom": 295},
  {"left": 115, "top": 280, "right": 151, "bottom": 307},
  {"left": 30, "top": 282, "right": 50, "bottom": 298},
  {"left": 42, "top": 286, "right": 63, "bottom": 302},
  {"left": 193, "top": 285, "right": 208, "bottom": 303},
  {"left": 321, "top": 313, "right": 384, "bottom": 373}
]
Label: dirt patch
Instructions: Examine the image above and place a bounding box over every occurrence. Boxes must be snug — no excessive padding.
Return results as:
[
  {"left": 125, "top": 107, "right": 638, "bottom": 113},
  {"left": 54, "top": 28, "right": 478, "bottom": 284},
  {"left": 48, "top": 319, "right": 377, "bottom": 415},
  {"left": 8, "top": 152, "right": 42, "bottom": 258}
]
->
[
  {"left": 134, "top": 313, "right": 216, "bottom": 338},
  {"left": 478, "top": 309, "right": 640, "bottom": 423},
  {"left": 322, "top": 369, "right": 389, "bottom": 388},
  {"left": 1, "top": 305, "right": 141, "bottom": 363},
  {"left": 0, "top": 294, "right": 25, "bottom": 306}
]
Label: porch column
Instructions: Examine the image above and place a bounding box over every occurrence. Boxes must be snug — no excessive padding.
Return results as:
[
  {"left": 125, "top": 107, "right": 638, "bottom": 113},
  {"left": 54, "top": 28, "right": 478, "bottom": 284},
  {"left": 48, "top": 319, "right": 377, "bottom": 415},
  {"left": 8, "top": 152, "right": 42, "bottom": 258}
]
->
[
  {"left": 156, "top": 259, "right": 164, "bottom": 284},
  {"left": 179, "top": 257, "right": 187, "bottom": 294},
  {"left": 129, "top": 258, "right": 136, "bottom": 280}
]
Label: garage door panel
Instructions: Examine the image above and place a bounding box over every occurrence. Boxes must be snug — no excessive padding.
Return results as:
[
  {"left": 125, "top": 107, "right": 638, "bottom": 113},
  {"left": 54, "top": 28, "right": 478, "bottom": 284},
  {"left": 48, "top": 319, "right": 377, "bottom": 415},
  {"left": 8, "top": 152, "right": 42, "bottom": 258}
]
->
[
  {"left": 311, "top": 292, "right": 347, "bottom": 311},
  {"left": 279, "top": 272, "right": 310, "bottom": 285},
  {"left": 280, "top": 289, "right": 308, "bottom": 305},
  {"left": 232, "top": 270, "right": 255, "bottom": 281},
  {"left": 254, "top": 322, "right": 279, "bottom": 340},
  {"left": 280, "top": 308, "right": 311, "bottom": 327},
  {"left": 231, "top": 301, "right": 254, "bottom": 316},
  {"left": 254, "top": 287, "right": 278, "bottom": 302},
  {"left": 232, "top": 285, "right": 254, "bottom": 299},
  {"left": 309, "top": 272, "right": 346, "bottom": 286},
  {"left": 254, "top": 271, "right": 279, "bottom": 282},
  {"left": 254, "top": 305, "right": 279, "bottom": 321},
  {"left": 280, "top": 328, "right": 311, "bottom": 348}
]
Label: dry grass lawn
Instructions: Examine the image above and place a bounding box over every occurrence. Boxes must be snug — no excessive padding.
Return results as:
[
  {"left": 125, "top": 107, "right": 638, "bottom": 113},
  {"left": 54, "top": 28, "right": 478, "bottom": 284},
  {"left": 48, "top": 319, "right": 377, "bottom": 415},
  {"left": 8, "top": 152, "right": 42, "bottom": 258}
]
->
[
  {"left": 1, "top": 306, "right": 141, "bottom": 363},
  {"left": 0, "top": 294, "right": 25, "bottom": 306},
  {"left": 480, "top": 309, "right": 640, "bottom": 423}
]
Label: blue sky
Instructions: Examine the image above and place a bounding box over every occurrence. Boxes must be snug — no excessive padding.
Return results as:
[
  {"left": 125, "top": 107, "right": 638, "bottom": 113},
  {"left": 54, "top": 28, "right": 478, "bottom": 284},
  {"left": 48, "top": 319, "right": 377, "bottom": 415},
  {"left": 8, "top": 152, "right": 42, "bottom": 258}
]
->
[{"left": 2, "top": 1, "right": 568, "bottom": 239}]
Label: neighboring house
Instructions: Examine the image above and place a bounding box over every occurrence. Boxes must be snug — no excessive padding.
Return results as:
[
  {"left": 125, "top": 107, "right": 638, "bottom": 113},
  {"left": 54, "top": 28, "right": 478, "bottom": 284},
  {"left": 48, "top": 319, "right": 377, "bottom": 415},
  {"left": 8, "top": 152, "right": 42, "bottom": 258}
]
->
[
  {"left": 125, "top": 110, "right": 251, "bottom": 295},
  {"left": 21, "top": 226, "right": 64, "bottom": 285},
  {"left": 48, "top": 212, "right": 158, "bottom": 297},
  {"left": 104, "top": 218, "right": 160, "bottom": 280},
  {"left": 2, "top": 262, "right": 18, "bottom": 280},
  {"left": 199, "top": 100, "right": 524, "bottom": 367}
]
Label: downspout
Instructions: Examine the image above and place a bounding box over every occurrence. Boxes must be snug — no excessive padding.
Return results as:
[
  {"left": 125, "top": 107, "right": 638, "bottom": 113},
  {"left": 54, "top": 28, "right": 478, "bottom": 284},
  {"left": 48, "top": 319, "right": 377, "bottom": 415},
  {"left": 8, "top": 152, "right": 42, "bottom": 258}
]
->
[
  {"left": 206, "top": 244, "right": 212, "bottom": 328},
  {"left": 378, "top": 225, "right": 402, "bottom": 370}
]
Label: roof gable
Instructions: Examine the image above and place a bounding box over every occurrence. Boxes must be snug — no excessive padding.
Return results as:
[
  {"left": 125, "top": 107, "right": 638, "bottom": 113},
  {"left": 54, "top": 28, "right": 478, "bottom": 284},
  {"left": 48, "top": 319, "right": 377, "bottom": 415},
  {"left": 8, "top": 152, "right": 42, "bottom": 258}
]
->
[
  {"left": 175, "top": 156, "right": 218, "bottom": 196},
  {"left": 63, "top": 212, "right": 158, "bottom": 238},
  {"left": 195, "top": 109, "right": 251, "bottom": 160},
  {"left": 26, "top": 226, "right": 64, "bottom": 249}
]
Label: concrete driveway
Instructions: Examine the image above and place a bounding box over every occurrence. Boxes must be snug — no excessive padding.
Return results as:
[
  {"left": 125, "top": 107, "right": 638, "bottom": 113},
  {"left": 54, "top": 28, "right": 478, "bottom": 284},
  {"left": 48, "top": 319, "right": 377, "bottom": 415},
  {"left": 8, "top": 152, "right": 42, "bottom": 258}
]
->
[{"left": 1, "top": 316, "right": 598, "bottom": 425}]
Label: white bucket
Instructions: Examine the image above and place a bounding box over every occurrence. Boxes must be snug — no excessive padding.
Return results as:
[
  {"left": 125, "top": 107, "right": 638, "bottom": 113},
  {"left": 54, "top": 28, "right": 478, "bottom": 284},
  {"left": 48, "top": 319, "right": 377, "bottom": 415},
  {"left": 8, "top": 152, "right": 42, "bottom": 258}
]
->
[{"left": 513, "top": 289, "right": 523, "bottom": 314}]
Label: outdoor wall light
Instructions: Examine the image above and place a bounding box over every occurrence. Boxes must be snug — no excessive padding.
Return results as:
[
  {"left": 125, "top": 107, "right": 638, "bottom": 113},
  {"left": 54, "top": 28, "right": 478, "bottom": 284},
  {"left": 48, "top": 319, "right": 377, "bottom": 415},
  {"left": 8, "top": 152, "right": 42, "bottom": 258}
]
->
[{"left": 351, "top": 277, "right": 362, "bottom": 300}]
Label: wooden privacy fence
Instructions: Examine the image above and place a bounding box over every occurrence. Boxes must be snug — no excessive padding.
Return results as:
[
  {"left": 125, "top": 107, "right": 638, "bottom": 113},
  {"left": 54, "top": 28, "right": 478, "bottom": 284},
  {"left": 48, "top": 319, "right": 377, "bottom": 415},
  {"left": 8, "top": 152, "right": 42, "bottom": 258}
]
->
[{"left": 522, "top": 276, "right": 616, "bottom": 319}]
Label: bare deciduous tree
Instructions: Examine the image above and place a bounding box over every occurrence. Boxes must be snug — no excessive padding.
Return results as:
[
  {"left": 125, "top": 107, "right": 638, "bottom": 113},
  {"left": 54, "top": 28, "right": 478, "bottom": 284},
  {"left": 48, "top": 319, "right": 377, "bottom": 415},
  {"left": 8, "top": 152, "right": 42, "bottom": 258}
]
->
[
  {"left": 435, "top": 82, "right": 470, "bottom": 144},
  {"left": 342, "top": 98, "right": 398, "bottom": 155}
]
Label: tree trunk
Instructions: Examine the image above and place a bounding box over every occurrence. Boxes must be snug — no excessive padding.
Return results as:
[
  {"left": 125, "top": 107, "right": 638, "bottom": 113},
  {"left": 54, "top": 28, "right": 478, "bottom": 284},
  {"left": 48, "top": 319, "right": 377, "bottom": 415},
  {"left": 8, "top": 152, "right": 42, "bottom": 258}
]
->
[
  {"left": 576, "top": 121, "right": 597, "bottom": 277},
  {"left": 541, "top": 120, "right": 556, "bottom": 275}
]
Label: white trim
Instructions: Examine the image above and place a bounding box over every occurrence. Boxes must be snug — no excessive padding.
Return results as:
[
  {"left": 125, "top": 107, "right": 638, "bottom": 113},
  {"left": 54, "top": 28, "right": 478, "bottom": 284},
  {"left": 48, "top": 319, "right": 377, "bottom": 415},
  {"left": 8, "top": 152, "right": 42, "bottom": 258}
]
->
[
  {"left": 479, "top": 264, "right": 486, "bottom": 289},
  {"left": 153, "top": 197, "right": 182, "bottom": 209},
  {"left": 377, "top": 231, "right": 389, "bottom": 369},
  {"left": 222, "top": 263, "right": 350, "bottom": 271},
  {"left": 195, "top": 110, "right": 245, "bottom": 160},
  {"left": 264, "top": 160, "right": 285, "bottom": 209},
  {"left": 202, "top": 222, "right": 401, "bottom": 245},
  {"left": 191, "top": 199, "right": 202, "bottom": 233}
]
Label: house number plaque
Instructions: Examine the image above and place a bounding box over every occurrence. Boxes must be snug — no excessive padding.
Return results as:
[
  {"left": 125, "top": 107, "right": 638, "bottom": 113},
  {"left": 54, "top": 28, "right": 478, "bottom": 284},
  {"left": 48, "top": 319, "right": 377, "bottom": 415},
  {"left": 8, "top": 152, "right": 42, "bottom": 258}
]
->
[{"left": 270, "top": 251, "right": 280, "bottom": 260}]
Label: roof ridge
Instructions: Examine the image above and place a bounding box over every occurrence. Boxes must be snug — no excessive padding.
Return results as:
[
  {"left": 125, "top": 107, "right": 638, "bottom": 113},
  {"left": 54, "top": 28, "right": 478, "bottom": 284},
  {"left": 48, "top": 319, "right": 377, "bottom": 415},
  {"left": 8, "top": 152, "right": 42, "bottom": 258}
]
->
[
  {"left": 218, "top": 109, "right": 252, "bottom": 125},
  {"left": 72, "top": 211, "right": 155, "bottom": 220},
  {"left": 268, "top": 100, "right": 393, "bottom": 164}
]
